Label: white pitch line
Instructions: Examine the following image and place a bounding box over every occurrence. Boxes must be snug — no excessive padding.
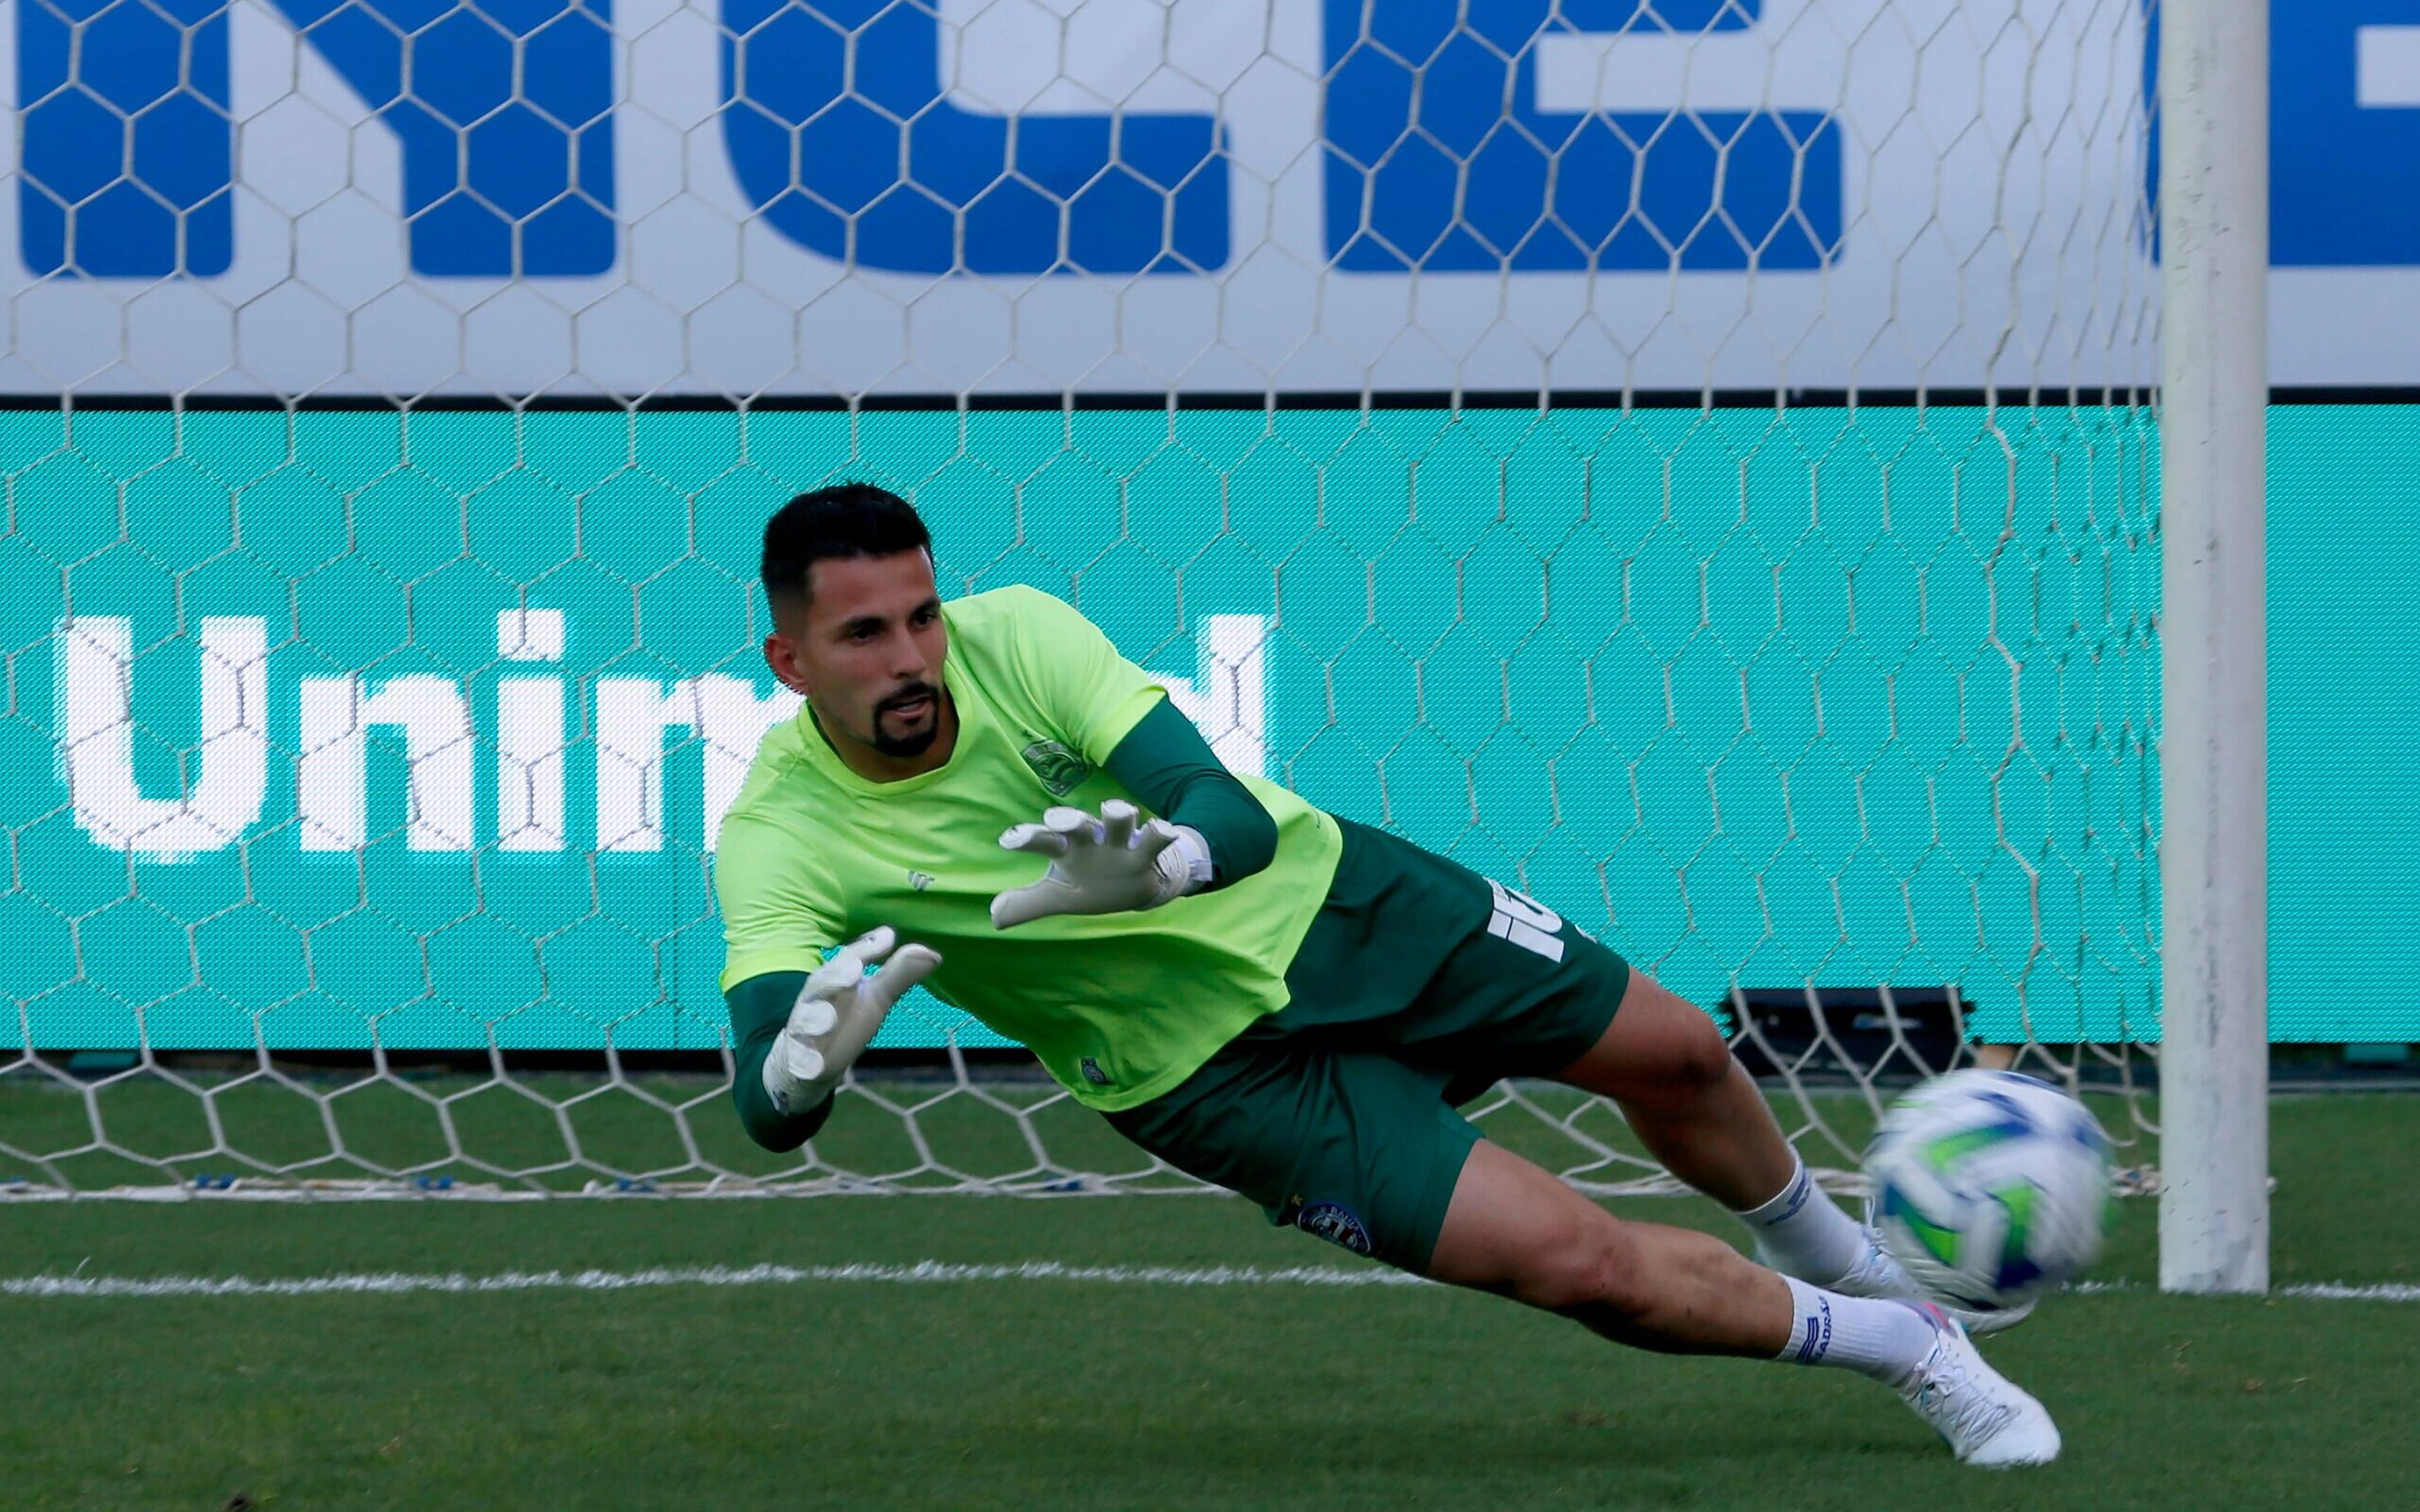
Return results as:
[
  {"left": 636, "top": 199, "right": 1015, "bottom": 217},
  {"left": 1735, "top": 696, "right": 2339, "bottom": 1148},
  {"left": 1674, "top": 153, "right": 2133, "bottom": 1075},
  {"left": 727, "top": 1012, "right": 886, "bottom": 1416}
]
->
[
  {"left": 2259, "top": 1281, "right": 2420, "bottom": 1303},
  {"left": 2034, "top": 1279, "right": 2420, "bottom": 1303},
  {"left": 1, "top": 1262, "right": 2415, "bottom": 1303},
  {"left": 0, "top": 1259, "right": 1435, "bottom": 1300}
]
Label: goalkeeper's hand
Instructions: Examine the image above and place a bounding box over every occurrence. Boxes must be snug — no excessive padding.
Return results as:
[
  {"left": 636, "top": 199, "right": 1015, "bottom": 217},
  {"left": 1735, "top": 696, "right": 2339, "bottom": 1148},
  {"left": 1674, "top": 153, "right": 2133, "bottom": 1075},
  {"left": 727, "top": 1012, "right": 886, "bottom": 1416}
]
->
[
  {"left": 989, "top": 799, "right": 1214, "bottom": 930},
  {"left": 761, "top": 926, "right": 942, "bottom": 1116}
]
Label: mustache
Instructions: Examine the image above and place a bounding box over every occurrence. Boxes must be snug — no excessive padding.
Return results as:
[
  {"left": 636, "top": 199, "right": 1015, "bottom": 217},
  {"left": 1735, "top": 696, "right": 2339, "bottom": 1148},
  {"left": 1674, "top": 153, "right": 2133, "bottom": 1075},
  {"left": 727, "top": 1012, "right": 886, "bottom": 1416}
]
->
[{"left": 877, "top": 683, "right": 939, "bottom": 715}]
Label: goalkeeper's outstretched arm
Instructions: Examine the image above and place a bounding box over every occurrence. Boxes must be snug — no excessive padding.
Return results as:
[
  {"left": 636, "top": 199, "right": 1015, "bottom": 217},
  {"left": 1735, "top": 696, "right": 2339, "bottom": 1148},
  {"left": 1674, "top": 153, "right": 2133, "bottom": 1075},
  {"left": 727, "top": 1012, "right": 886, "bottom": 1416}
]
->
[
  {"left": 1102, "top": 697, "right": 1277, "bottom": 890},
  {"left": 724, "top": 927, "right": 943, "bottom": 1152},
  {"left": 727, "top": 971, "right": 831, "bottom": 1150}
]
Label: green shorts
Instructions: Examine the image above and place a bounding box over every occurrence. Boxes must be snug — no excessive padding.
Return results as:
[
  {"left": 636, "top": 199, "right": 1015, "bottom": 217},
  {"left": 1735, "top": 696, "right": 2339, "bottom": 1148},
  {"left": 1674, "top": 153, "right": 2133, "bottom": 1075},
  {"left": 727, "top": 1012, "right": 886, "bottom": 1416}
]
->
[{"left": 1106, "top": 818, "right": 1631, "bottom": 1274}]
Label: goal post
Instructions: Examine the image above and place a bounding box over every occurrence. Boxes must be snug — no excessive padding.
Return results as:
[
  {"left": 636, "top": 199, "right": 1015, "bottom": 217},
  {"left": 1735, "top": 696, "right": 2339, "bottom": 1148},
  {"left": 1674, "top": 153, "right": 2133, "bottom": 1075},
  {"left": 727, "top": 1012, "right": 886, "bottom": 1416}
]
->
[{"left": 2156, "top": 0, "right": 2271, "bottom": 1297}]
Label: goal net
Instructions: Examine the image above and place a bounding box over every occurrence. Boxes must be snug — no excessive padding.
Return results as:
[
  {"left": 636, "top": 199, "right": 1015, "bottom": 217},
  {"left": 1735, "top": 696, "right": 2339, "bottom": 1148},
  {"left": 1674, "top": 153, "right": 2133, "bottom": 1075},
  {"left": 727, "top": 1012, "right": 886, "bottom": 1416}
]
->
[{"left": 0, "top": 0, "right": 2159, "bottom": 1200}]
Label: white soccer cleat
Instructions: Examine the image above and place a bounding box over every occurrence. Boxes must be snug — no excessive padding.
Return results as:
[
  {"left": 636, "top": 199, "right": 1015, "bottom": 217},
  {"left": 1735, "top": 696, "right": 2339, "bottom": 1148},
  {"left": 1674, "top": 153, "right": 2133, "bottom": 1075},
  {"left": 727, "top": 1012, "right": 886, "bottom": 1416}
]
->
[
  {"left": 1940, "top": 1295, "right": 2037, "bottom": 1336},
  {"left": 1796, "top": 1227, "right": 2036, "bottom": 1336},
  {"left": 1819, "top": 1227, "right": 1922, "bottom": 1300},
  {"left": 1894, "top": 1303, "right": 2061, "bottom": 1468}
]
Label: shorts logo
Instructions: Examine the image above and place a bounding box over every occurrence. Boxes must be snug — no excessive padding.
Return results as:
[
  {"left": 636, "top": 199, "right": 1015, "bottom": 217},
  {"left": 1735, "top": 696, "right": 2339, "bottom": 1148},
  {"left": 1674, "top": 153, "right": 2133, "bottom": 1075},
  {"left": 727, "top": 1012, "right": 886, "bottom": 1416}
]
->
[
  {"left": 1080, "top": 1057, "right": 1112, "bottom": 1086},
  {"left": 1292, "top": 1200, "right": 1375, "bottom": 1256},
  {"left": 1485, "top": 879, "right": 1566, "bottom": 963},
  {"left": 1020, "top": 740, "right": 1092, "bottom": 796}
]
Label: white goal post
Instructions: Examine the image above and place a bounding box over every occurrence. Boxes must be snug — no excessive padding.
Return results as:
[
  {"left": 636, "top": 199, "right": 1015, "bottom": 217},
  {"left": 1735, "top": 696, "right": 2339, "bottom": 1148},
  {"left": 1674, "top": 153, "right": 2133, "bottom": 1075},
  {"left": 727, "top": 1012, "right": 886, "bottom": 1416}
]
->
[{"left": 2156, "top": 0, "right": 2271, "bottom": 1297}]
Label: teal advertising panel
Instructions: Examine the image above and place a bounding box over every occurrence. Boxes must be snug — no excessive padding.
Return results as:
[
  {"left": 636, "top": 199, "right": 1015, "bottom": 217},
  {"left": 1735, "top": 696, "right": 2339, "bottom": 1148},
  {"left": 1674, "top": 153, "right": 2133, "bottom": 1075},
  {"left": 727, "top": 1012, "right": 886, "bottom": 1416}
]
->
[{"left": 0, "top": 403, "right": 2401, "bottom": 1051}]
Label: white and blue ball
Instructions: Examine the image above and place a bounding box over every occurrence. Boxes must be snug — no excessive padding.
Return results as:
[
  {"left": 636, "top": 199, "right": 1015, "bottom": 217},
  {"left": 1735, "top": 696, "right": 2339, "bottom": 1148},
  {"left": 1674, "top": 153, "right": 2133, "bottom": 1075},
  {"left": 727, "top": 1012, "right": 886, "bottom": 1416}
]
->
[{"left": 1863, "top": 1068, "right": 2115, "bottom": 1314}]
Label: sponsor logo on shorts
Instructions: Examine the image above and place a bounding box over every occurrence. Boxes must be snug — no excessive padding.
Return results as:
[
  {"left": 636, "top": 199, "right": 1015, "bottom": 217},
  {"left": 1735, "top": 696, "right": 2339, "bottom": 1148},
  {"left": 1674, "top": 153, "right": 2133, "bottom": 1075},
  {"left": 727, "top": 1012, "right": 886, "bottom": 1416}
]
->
[
  {"left": 1292, "top": 1200, "right": 1376, "bottom": 1257},
  {"left": 1080, "top": 1057, "right": 1112, "bottom": 1086},
  {"left": 1020, "top": 740, "right": 1092, "bottom": 796},
  {"left": 1484, "top": 879, "right": 1567, "bottom": 963}
]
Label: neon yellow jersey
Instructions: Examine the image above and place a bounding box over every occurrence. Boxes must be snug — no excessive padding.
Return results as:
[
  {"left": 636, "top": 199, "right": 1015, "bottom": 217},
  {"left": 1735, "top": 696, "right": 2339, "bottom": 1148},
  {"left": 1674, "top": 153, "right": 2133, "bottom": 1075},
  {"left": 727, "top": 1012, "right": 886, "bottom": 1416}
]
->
[{"left": 714, "top": 585, "right": 1342, "bottom": 1111}]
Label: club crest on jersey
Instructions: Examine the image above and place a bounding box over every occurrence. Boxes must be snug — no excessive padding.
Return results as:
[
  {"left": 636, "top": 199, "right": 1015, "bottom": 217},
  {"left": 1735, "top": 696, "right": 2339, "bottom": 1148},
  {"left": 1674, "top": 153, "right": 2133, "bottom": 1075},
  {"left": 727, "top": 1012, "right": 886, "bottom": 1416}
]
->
[
  {"left": 1020, "top": 740, "right": 1092, "bottom": 796},
  {"left": 1289, "top": 1200, "right": 1375, "bottom": 1257}
]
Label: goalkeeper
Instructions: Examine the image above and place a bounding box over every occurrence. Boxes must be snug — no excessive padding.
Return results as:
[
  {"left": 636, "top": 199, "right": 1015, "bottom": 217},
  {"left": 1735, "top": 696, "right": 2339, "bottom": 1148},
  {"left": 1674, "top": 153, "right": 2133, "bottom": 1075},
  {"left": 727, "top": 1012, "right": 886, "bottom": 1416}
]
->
[{"left": 718, "top": 484, "right": 2060, "bottom": 1469}]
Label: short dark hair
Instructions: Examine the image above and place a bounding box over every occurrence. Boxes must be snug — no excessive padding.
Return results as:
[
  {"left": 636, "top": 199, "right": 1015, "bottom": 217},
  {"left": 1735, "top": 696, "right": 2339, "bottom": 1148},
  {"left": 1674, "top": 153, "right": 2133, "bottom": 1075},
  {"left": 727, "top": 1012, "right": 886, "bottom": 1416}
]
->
[{"left": 760, "top": 483, "right": 933, "bottom": 611}]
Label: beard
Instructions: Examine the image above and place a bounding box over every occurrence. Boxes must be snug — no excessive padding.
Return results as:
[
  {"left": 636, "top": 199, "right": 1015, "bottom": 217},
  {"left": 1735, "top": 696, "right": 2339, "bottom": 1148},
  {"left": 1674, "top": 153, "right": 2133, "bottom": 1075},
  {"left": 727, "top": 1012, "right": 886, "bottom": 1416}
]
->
[{"left": 868, "top": 683, "right": 942, "bottom": 757}]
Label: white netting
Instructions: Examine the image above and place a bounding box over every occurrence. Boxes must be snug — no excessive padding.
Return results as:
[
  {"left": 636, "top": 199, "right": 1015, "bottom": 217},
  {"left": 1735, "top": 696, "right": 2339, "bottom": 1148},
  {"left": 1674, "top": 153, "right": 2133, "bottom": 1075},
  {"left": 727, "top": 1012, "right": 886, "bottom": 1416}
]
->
[{"left": 1, "top": 0, "right": 2159, "bottom": 1199}]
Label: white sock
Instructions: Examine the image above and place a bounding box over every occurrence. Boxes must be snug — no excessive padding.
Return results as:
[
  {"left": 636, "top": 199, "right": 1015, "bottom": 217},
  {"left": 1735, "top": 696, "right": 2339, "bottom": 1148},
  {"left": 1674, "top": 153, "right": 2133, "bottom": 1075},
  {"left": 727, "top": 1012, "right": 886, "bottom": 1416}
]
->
[
  {"left": 1773, "top": 1275, "right": 1937, "bottom": 1382},
  {"left": 1732, "top": 1154, "right": 1870, "bottom": 1285}
]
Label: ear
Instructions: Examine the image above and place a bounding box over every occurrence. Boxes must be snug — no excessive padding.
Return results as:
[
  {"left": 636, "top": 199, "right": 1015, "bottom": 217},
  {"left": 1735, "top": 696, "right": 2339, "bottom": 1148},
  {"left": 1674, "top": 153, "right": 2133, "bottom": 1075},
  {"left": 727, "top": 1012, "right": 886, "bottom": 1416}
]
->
[{"left": 764, "top": 631, "right": 812, "bottom": 696}]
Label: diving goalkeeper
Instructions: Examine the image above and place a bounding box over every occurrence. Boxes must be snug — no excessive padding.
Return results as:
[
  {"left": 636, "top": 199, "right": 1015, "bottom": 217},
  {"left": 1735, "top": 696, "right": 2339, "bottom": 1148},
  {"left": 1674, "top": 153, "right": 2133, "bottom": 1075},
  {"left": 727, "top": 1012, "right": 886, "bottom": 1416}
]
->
[{"left": 717, "top": 484, "right": 2060, "bottom": 1469}]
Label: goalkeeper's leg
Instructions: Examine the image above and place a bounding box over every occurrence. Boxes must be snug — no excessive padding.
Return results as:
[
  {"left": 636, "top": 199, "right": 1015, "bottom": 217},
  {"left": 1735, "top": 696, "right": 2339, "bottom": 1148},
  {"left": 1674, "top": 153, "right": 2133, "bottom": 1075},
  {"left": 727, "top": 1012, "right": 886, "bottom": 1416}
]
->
[
  {"left": 1547, "top": 972, "right": 1916, "bottom": 1303},
  {"left": 1426, "top": 1141, "right": 2060, "bottom": 1467}
]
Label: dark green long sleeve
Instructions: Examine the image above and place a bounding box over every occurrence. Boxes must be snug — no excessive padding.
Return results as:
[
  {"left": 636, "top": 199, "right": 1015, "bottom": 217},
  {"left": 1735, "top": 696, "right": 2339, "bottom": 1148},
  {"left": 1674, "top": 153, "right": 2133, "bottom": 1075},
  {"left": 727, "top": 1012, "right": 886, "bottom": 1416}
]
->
[
  {"left": 1102, "top": 696, "right": 1279, "bottom": 891},
  {"left": 725, "top": 970, "right": 834, "bottom": 1152}
]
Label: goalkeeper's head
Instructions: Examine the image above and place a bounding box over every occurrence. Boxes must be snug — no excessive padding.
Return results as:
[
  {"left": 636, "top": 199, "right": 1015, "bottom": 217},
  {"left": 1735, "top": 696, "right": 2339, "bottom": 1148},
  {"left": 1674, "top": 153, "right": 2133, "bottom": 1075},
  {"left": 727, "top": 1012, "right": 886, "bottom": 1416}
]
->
[{"left": 760, "top": 483, "right": 950, "bottom": 766}]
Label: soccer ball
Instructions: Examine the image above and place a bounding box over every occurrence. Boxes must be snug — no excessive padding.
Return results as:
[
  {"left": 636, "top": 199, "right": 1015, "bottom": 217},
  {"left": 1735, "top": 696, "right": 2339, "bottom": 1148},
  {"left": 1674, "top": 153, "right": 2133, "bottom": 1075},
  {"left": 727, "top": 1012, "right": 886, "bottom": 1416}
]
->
[{"left": 1864, "top": 1068, "right": 2115, "bottom": 1314}]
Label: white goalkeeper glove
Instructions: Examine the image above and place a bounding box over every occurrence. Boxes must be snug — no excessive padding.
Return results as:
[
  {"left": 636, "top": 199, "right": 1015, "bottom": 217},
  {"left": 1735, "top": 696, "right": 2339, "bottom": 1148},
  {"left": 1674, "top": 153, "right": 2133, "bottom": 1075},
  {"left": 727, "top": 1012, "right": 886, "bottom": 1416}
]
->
[
  {"left": 762, "top": 926, "right": 942, "bottom": 1116},
  {"left": 989, "top": 798, "right": 1214, "bottom": 930}
]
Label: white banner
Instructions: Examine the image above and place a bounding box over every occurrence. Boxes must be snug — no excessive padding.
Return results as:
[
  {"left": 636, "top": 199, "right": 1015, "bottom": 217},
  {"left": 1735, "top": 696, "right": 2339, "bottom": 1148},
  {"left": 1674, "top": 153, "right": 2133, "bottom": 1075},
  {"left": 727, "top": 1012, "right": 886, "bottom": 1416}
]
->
[{"left": 0, "top": 0, "right": 2406, "bottom": 396}]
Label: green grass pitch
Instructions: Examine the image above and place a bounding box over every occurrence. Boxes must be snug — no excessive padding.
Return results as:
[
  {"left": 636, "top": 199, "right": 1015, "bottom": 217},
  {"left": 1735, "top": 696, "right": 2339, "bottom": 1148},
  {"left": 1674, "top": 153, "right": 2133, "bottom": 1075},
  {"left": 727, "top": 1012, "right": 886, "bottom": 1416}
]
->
[{"left": 2, "top": 1092, "right": 2414, "bottom": 1510}]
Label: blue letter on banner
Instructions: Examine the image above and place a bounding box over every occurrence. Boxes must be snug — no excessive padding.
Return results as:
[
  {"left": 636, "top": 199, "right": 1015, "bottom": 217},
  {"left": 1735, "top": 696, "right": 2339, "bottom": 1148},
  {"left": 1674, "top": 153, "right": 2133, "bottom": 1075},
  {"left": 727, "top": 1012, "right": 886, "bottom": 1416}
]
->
[
  {"left": 16, "top": 0, "right": 233, "bottom": 277},
  {"left": 1322, "top": 0, "right": 1840, "bottom": 272},
  {"left": 720, "top": 0, "right": 1228, "bottom": 275},
  {"left": 2273, "top": 3, "right": 2420, "bottom": 266},
  {"left": 16, "top": 0, "right": 616, "bottom": 278}
]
